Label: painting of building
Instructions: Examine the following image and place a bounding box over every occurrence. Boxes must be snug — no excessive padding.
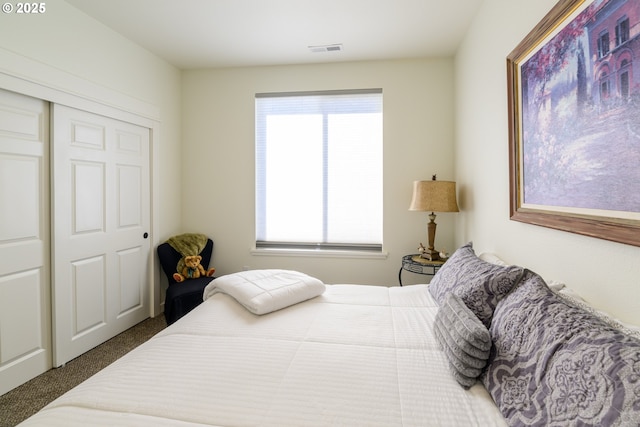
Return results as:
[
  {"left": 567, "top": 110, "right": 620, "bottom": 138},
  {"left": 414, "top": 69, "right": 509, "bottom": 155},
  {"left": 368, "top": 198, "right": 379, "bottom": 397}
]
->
[
  {"left": 588, "top": 0, "right": 640, "bottom": 106},
  {"left": 520, "top": 0, "right": 640, "bottom": 214}
]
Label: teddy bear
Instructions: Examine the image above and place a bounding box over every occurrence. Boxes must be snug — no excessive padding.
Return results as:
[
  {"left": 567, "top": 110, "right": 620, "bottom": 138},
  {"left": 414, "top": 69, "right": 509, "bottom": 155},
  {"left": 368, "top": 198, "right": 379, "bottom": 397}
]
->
[{"left": 172, "top": 255, "right": 215, "bottom": 283}]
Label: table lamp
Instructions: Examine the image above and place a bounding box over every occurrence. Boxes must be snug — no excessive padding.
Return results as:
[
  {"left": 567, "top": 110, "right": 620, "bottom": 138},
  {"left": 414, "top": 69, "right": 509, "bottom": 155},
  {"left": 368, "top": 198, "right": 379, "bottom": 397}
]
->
[{"left": 409, "top": 175, "right": 459, "bottom": 261}]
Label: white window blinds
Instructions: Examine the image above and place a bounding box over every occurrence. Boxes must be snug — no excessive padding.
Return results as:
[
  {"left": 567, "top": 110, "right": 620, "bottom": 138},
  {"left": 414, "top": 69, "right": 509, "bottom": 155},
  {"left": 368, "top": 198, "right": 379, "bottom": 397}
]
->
[{"left": 255, "top": 89, "right": 383, "bottom": 251}]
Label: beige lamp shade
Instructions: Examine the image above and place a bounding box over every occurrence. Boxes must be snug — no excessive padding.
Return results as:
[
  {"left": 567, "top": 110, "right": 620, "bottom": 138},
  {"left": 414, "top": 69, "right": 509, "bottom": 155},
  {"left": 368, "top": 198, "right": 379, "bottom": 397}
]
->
[
  {"left": 409, "top": 178, "right": 458, "bottom": 261},
  {"left": 409, "top": 180, "right": 459, "bottom": 213}
]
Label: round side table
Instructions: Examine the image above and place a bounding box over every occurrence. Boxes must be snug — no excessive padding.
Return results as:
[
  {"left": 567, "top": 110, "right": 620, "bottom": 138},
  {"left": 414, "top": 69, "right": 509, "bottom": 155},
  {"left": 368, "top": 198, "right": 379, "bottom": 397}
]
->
[{"left": 398, "top": 254, "right": 445, "bottom": 286}]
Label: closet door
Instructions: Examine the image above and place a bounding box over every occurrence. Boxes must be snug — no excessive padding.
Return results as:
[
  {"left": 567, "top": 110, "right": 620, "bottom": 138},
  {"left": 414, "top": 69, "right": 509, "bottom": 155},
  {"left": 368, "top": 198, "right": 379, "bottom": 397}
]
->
[
  {"left": 0, "top": 89, "right": 51, "bottom": 395},
  {"left": 52, "top": 105, "right": 150, "bottom": 367}
]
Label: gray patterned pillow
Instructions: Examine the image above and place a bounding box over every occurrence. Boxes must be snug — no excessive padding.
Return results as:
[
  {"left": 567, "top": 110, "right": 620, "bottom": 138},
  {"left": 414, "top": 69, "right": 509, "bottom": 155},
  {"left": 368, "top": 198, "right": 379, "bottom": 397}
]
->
[
  {"left": 429, "top": 242, "right": 525, "bottom": 328},
  {"left": 555, "top": 288, "right": 640, "bottom": 340},
  {"left": 434, "top": 293, "right": 491, "bottom": 388},
  {"left": 482, "top": 271, "right": 640, "bottom": 426}
]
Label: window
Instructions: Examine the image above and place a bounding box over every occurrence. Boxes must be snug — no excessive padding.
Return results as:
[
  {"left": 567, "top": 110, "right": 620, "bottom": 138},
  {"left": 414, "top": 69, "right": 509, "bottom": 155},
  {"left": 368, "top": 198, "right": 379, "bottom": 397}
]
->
[
  {"left": 600, "top": 72, "right": 610, "bottom": 99},
  {"left": 620, "top": 70, "right": 630, "bottom": 98},
  {"left": 598, "top": 31, "right": 610, "bottom": 58},
  {"left": 616, "top": 17, "right": 629, "bottom": 46},
  {"left": 255, "top": 89, "right": 383, "bottom": 252}
]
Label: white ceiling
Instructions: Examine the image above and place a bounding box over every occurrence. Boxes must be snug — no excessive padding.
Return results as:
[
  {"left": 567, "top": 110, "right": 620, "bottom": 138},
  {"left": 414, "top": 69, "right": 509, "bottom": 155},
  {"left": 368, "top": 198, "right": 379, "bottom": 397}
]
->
[{"left": 65, "top": 0, "right": 484, "bottom": 69}]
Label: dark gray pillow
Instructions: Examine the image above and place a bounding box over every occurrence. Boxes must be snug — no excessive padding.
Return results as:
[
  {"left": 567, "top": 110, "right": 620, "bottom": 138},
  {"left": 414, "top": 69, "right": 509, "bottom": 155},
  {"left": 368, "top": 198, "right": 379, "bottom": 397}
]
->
[
  {"left": 482, "top": 271, "right": 640, "bottom": 426},
  {"left": 434, "top": 293, "right": 491, "bottom": 388},
  {"left": 429, "top": 242, "right": 525, "bottom": 328}
]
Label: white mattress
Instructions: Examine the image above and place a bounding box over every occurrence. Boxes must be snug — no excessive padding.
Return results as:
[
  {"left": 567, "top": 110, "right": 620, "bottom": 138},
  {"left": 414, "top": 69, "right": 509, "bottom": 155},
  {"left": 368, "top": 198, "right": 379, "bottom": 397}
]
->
[{"left": 19, "top": 284, "right": 506, "bottom": 426}]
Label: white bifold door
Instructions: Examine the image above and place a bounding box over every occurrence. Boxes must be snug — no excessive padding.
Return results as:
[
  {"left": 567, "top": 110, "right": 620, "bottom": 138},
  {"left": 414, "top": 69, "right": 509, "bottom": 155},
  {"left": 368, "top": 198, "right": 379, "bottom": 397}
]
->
[
  {"left": 0, "top": 89, "right": 51, "bottom": 395},
  {"left": 51, "top": 104, "right": 150, "bottom": 367}
]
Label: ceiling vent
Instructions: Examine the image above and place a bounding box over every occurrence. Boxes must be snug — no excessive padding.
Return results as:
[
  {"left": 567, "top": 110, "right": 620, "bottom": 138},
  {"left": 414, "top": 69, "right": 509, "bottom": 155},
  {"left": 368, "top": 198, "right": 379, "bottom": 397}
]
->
[{"left": 309, "top": 44, "right": 343, "bottom": 53}]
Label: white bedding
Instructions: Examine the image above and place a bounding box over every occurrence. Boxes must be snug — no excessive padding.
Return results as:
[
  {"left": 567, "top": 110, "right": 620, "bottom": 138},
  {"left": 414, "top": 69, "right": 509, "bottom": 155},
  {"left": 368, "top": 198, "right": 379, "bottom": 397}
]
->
[{"left": 19, "top": 284, "right": 506, "bottom": 426}]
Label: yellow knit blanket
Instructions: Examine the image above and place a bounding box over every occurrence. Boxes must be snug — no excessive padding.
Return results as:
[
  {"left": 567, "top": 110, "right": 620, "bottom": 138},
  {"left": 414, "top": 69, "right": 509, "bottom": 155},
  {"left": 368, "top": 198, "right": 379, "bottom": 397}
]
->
[{"left": 167, "top": 233, "right": 209, "bottom": 273}]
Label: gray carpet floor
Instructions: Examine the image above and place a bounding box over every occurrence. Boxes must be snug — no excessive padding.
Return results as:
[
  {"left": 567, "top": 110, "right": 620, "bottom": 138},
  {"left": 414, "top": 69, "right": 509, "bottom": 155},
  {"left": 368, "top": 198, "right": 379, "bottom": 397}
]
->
[{"left": 0, "top": 315, "right": 166, "bottom": 427}]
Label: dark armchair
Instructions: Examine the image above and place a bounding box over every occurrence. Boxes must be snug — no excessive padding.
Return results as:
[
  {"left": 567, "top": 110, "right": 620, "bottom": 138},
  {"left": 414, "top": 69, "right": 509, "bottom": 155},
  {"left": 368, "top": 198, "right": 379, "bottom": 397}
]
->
[{"left": 157, "top": 238, "right": 214, "bottom": 325}]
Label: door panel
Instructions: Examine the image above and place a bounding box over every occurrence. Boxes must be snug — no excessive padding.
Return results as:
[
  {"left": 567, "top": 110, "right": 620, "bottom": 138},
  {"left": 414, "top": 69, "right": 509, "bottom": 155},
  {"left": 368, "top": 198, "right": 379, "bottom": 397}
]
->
[
  {"left": 72, "top": 255, "right": 106, "bottom": 336},
  {"left": 52, "top": 104, "right": 150, "bottom": 367},
  {"left": 0, "top": 89, "right": 50, "bottom": 395},
  {"left": 117, "top": 247, "right": 144, "bottom": 315},
  {"left": 73, "top": 162, "right": 105, "bottom": 233}
]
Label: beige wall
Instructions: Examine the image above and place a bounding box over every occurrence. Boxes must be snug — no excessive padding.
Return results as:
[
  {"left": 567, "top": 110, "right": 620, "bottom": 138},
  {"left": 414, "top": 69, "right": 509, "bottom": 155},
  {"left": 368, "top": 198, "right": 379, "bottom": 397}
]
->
[
  {"left": 0, "top": 0, "right": 183, "bottom": 243},
  {"left": 455, "top": 0, "right": 640, "bottom": 325},
  {"left": 182, "top": 59, "right": 457, "bottom": 285},
  {"left": 0, "top": 0, "right": 183, "bottom": 313}
]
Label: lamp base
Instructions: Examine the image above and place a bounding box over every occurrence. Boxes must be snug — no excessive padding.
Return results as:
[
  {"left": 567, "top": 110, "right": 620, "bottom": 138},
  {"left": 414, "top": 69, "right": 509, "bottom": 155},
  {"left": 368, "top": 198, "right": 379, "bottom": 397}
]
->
[{"left": 420, "top": 250, "right": 440, "bottom": 261}]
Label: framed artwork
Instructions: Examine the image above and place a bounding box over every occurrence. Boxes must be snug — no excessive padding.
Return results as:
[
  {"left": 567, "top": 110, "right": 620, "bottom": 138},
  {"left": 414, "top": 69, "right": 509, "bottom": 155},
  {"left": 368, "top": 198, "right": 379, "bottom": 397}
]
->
[{"left": 508, "top": 0, "right": 640, "bottom": 247}]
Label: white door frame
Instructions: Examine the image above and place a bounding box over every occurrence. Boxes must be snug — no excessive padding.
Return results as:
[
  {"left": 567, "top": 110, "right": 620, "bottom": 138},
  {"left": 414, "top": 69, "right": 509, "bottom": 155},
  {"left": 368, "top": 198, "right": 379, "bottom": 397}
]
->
[{"left": 0, "top": 47, "right": 163, "bottom": 318}]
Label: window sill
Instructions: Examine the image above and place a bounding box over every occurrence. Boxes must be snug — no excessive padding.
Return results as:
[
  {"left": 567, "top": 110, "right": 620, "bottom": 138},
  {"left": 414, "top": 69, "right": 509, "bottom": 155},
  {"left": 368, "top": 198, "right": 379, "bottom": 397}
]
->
[{"left": 250, "top": 247, "right": 388, "bottom": 260}]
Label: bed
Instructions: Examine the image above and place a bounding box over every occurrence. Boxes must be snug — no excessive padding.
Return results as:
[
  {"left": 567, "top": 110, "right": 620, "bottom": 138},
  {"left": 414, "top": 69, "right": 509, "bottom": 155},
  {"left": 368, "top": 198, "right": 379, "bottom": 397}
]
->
[{"left": 18, "top": 244, "right": 640, "bottom": 426}]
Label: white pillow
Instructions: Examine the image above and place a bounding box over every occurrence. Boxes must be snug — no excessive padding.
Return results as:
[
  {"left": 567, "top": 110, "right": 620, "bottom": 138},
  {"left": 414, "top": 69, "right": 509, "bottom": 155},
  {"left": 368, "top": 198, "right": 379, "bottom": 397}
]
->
[
  {"left": 203, "top": 269, "right": 326, "bottom": 315},
  {"left": 477, "top": 252, "right": 508, "bottom": 266}
]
